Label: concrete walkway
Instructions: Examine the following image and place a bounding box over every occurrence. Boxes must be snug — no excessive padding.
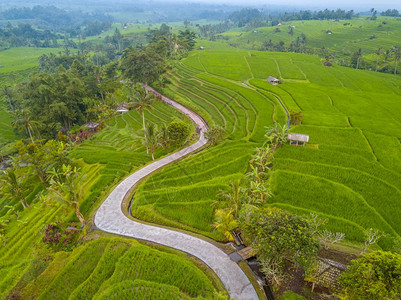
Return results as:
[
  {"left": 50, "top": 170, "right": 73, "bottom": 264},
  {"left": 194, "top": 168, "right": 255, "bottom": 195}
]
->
[{"left": 95, "top": 88, "right": 259, "bottom": 300}]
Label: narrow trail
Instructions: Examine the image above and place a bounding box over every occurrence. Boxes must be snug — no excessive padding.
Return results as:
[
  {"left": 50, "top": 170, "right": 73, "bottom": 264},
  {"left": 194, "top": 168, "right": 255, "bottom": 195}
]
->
[{"left": 94, "top": 86, "right": 259, "bottom": 300}]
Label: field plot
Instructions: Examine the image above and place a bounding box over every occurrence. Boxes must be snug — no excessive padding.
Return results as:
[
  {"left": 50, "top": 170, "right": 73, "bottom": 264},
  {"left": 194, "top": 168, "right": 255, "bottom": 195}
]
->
[
  {"left": 244, "top": 51, "right": 401, "bottom": 248},
  {"left": 0, "top": 47, "right": 57, "bottom": 74},
  {"left": 70, "top": 100, "right": 193, "bottom": 219},
  {"left": 12, "top": 237, "right": 223, "bottom": 300},
  {"left": 130, "top": 59, "right": 278, "bottom": 239},
  {"left": 223, "top": 17, "right": 401, "bottom": 56},
  {"left": 133, "top": 49, "right": 401, "bottom": 249}
]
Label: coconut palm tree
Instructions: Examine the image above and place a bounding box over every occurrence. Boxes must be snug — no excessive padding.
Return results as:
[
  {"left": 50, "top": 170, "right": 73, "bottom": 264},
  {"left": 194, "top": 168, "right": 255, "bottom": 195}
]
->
[
  {"left": 143, "top": 123, "right": 159, "bottom": 160},
  {"left": 157, "top": 124, "right": 171, "bottom": 153},
  {"left": 217, "top": 180, "right": 243, "bottom": 218},
  {"left": 1, "top": 85, "right": 15, "bottom": 112},
  {"left": 128, "top": 84, "right": 157, "bottom": 137},
  {"left": 355, "top": 48, "right": 362, "bottom": 69},
  {"left": 11, "top": 109, "right": 39, "bottom": 144},
  {"left": 0, "top": 168, "right": 30, "bottom": 209},
  {"left": 393, "top": 45, "right": 400, "bottom": 75},
  {"left": 375, "top": 47, "right": 382, "bottom": 72},
  {"left": 47, "top": 165, "right": 85, "bottom": 228},
  {"left": 212, "top": 209, "right": 238, "bottom": 241}
]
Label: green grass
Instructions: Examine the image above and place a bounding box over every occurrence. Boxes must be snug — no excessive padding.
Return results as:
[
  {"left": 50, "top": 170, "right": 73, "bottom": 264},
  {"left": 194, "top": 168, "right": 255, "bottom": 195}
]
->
[
  {"left": 130, "top": 58, "right": 278, "bottom": 240},
  {"left": 13, "top": 237, "right": 223, "bottom": 300},
  {"left": 0, "top": 47, "right": 58, "bottom": 74},
  {"left": 0, "top": 101, "right": 17, "bottom": 145},
  {"left": 132, "top": 49, "right": 401, "bottom": 250},
  {"left": 220, "top": 16, "right": 401, "bottom": 71}
]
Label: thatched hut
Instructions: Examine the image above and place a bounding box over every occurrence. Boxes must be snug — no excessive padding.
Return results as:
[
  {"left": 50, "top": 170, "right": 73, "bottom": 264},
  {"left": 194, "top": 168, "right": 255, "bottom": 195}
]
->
[
  {"left": 116, "top": 102, "right": 129, "bottom": 113},
  {"left": 288, "top": 133, "right": 309, "bottom": 146},
  {"left": 84, "top": 121, "right": 100, "bottom": 132},
  {"left": 268, "top": 76, "right": 280, "bottom": 85}
]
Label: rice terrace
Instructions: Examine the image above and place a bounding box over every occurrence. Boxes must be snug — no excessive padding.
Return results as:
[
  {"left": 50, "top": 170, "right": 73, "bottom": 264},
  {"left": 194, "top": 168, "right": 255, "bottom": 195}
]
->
[{"left": 1, "top": 1, "right": 401, "bottom": 299}]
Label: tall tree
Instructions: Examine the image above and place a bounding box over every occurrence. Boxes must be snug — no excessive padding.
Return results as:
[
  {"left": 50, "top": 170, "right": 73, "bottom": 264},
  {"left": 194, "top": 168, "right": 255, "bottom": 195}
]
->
[
  {"left": 0, "top": 168, "right": 30, "bottom": 209},
  {"left": 11, "top": 109, "right": 38, "bottom": 143},
  {"left": 47, "top": 165, "right": 85, "bottom": 227},
  {"left": 120, "top": 46, "right": 165, "bottom": 86},
  {"left": 375, "top": 47, "right": 382, "bottom": 72},
  {"left": 128, "top": 84, "right": 156, "bottom": 137},
  {"left": 393, "top": 45, "right": 400, "bottom": 75},
  {"left": 143, "top": 123, "right": 158, "bottom": 160},
  {"left": 355, "top": 48, "right": 362, "bottom": 69},
  {"left": 217, "top": 180, "right": 243, "bottom": 218},
  {"left": 1, "top": 85, "right": 15, "bottom": 112},
  {"left": 157, "top": 124, "right": 171, "bottom": 153}
]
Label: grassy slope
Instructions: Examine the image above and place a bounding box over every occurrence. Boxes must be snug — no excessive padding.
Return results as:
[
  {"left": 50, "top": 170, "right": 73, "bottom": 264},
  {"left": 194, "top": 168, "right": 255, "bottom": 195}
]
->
[
  {"left": 131, "top": 51, "right": 279, "bottom": 240},
  {"left": 135, "top": 48, "right": 401, "bottom": 250},
  {"left": 245, "top": 50, "right": 401, "bottom": 248},
  {"left": 14, "top": 237, "right": 224, "bottom": 300},
  {"left": 219, "top": 17, "right": 401, "bottom": 69}
]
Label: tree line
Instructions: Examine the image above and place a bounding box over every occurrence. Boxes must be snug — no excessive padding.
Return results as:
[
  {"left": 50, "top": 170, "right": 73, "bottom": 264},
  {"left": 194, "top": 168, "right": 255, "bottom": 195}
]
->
[{"left": 0, "top": 5, "right": 112, "bottom": 31}]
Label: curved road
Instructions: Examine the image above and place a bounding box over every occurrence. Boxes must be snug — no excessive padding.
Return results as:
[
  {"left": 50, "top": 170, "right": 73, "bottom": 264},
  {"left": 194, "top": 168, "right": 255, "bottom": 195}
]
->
[{"left": 94, "top": 87, "right": 259, "bottom": 299}]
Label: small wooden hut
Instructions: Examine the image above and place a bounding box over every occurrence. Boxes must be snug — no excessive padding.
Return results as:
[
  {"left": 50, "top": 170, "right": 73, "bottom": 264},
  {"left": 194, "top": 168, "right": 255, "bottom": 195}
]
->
[
  {"left": 268, "top": 76, "right": 280, "bottom": 85},
  {"left": 288, "top": 133, "right": 309, "bottom": 146},
  {"left": 84, "top": 121, "right": 100, "bottom": 132},
  {"left": 116, "top": 102, "right": 129, "bottom": 113}
]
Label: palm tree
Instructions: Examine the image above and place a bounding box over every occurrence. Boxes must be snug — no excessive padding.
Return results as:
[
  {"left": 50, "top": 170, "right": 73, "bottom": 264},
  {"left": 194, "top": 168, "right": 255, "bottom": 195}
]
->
[
  {"left": 143, "top": 123, "right": 159, "bottom": 160},
  {"left": 393, "top": 45, "right": 400, "bottom": 75},
  {"left": 128, "top": 84, "right": 157, "bottom": 137},
  {"left": 1, "top": 85, "right": 15, "bottom": 112},
  {"left": 212, "top": 209, "right": 238, "bottom": 241},
  {"left": 217, "top": 180, "right": 243, "bottom": 218},
  {"left": 0, "top": 168, "right": 30, "bottom": 209},
  {"left": 157, "top": 124, "right": 170, "bottom": 153},
  {"left": 11, "top": 109, "right": 39, "bottom": 144},
  {"left": 47, "top": 165, "right": 85, "bottom": 228},
  {"left": 383, "top": 49, "right": 391, "bottom": 62},
  {"left": 355, "top": 48, "right": 362, "bottom": 69},
  {"left": 375, "top": 47, "right": 382, "bottom": 72}
]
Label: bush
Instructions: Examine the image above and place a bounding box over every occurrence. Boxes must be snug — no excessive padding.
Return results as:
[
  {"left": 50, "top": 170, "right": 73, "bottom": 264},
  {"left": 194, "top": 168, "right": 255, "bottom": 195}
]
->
[
  {"left": 337, "top": 251, "right": 401, "bottom": 299},
  {"left": 167, "top": 120, "right": 190, "bottom": 146}
]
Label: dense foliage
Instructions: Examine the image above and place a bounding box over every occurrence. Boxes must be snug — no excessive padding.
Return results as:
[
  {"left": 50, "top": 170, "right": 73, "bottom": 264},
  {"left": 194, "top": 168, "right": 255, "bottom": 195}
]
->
[
  {"left": 0, "top": 5, "right": 112, "bottom": 32},
  {"left": 241, "top": 206, "right": 320, "bottom": 287},
  {"left": 338, "top": 251, "right": 401, "bottom": 299}
]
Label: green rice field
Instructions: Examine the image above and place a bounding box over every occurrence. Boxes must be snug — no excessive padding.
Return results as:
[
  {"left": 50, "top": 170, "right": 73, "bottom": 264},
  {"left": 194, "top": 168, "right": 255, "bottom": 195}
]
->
[
  {"left": 132, "top": 48, "right": 401, "bottom": 249},
  {"left": 2, "top": 237, "right": 223, "bottom": 299}
]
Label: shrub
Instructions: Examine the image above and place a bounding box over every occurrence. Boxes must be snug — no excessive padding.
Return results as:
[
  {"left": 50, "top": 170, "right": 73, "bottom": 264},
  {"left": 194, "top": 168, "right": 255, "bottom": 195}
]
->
[
  {"left": 337, "top": 251, "right": 401, "bottom": 299},
  {"left": 167, "top": 120, "right": 190, "bottom": 146}
]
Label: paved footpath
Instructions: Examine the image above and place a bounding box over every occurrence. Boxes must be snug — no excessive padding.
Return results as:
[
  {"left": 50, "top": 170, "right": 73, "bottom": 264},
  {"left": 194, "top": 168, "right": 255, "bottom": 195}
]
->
[{"left": 95, "top": 87, "right": 259, "bottom": 300}]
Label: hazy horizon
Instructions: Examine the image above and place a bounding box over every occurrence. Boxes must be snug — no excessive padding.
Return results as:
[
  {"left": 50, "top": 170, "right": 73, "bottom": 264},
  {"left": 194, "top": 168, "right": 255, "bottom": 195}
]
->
[
  {"left": 2, "top": 0, "right": 401, "bottom": 12},
  {"left": 179, "top": 0, "right": 401, "bottom": 11}
]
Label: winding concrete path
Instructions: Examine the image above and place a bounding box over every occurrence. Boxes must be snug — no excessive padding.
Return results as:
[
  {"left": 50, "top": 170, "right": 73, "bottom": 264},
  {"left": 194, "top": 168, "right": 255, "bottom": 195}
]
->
[{"left": 94, "top": 87, "right": 259, "bottom": 299}]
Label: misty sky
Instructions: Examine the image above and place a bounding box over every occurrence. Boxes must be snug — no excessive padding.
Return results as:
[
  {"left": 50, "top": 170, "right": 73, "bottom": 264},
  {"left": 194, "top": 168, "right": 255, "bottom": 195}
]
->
[{"left": 184, "top": 0, "right": 401, "bottom": 10}]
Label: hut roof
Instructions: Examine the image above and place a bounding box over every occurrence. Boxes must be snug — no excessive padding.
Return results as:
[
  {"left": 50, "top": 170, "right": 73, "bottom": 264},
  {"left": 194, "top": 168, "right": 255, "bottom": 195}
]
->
[
  {"left": 268, "top": 76, "right": 279, "bottom": 82},
  {"left": 288, "top": 133, "right": 309, "bottom": 143},
  {"left": 116, "top": 102, "right": 129, "bottom": 112},
  {"left": 84, "top": 121, "right": 100, "bottom": 129}
]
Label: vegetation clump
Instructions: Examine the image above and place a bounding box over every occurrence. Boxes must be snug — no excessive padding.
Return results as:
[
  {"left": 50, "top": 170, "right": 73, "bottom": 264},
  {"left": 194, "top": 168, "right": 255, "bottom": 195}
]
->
[{"left": 338, "top": 251, "right": 401, "bottom": 299}]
